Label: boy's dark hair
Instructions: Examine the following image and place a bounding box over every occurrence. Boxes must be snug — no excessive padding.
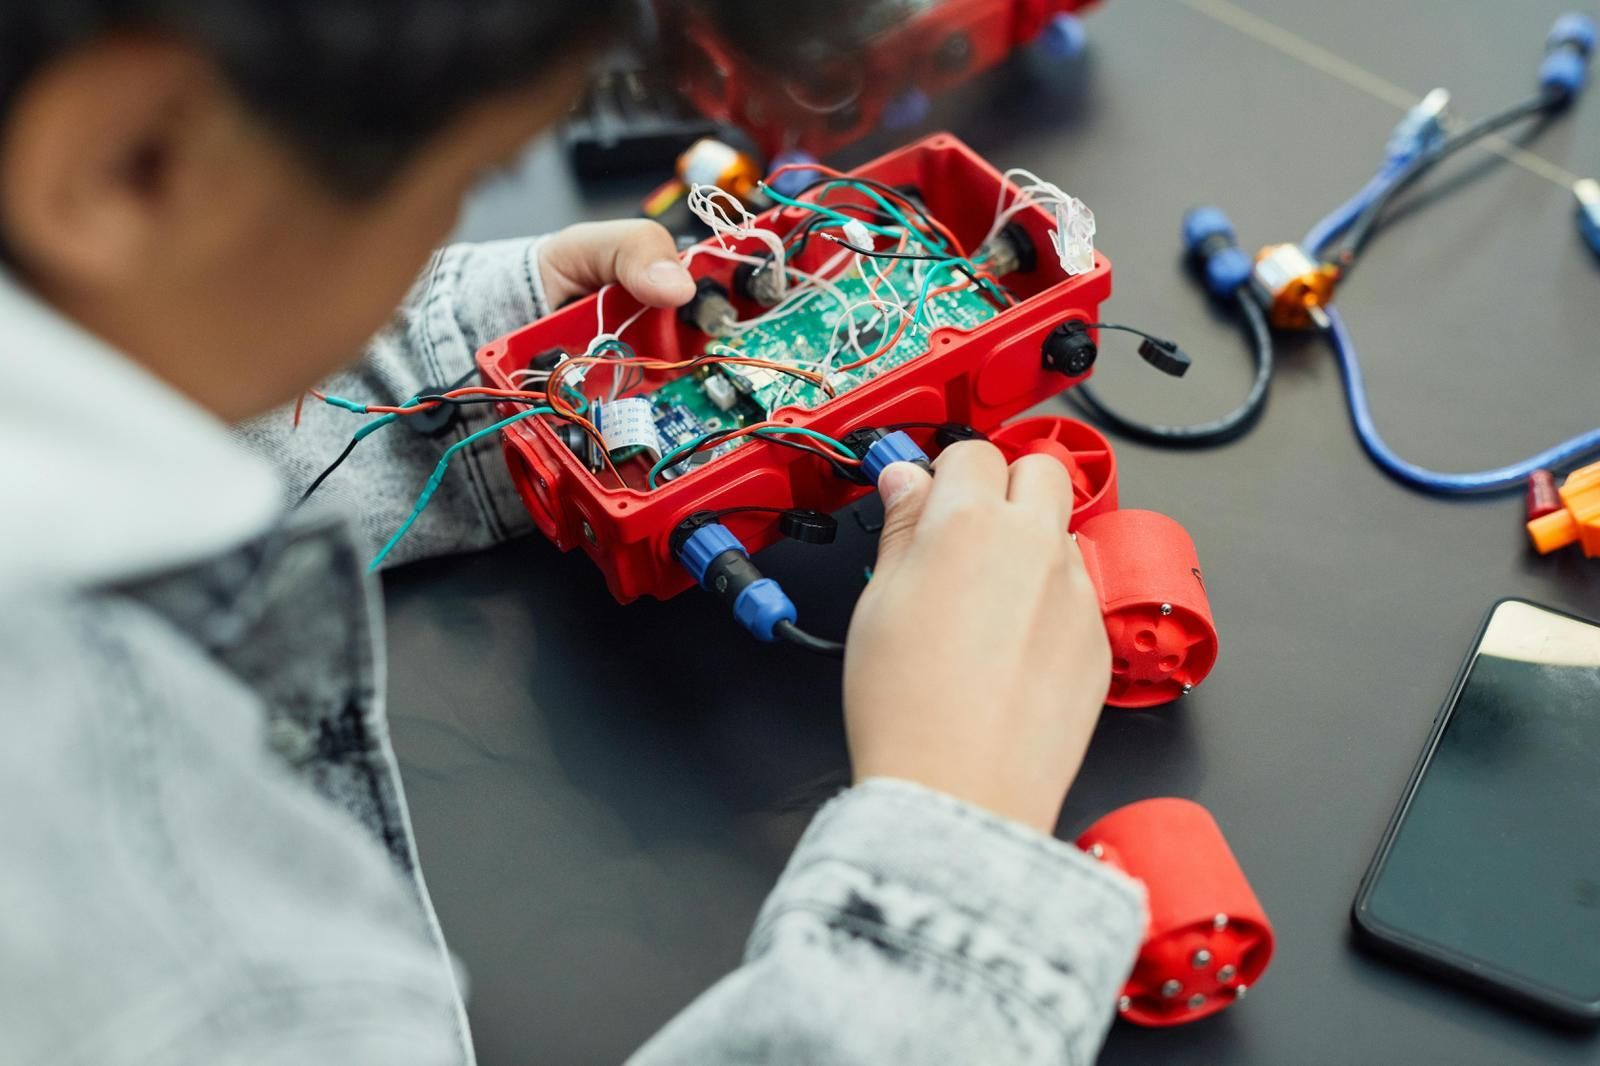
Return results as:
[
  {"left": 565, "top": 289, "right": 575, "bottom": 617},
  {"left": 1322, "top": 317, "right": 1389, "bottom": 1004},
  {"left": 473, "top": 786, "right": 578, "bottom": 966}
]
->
[{"left": 0, "top": 1, "right": 885, "bottom": 196}]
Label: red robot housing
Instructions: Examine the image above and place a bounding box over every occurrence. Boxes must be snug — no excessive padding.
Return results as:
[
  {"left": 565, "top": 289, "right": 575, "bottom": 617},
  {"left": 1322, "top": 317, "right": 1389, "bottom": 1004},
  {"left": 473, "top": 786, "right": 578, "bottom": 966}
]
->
[{"left": 475, "top": 132, "right": 1272, "bottom": 1025}]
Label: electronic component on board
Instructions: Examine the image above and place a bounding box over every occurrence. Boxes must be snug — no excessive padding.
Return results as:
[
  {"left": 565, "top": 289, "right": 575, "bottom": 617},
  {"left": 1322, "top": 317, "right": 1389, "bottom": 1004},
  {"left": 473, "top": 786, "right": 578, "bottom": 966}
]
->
[
  {"left": 703, "top": 374, "right": 739, "bottom": 411},
  {"left": 680, "top": 278, "right": 738, "bottom": 336}
]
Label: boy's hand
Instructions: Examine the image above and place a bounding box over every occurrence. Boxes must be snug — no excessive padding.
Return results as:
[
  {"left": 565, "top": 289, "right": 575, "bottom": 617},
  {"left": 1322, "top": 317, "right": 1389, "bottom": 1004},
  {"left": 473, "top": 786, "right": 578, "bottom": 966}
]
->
[
  {"left": 843, "top": 442, "right": 1112, "bottom": 834},
  {"left": 537, "top": 220, "right": 697, "bottom": 309}
]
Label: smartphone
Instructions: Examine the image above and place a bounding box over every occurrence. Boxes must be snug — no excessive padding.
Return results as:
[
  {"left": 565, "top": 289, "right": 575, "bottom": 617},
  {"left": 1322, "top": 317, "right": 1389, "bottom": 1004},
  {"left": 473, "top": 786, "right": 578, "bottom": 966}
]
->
[{"left": 1353, "top": 598, "right": 1600, "bottom": 1025}]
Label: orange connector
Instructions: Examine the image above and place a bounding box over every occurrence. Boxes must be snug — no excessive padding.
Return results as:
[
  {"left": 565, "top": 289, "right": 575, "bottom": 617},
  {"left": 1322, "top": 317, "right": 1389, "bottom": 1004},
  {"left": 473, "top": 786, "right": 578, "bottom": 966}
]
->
[{"left": 1527, "top": 461, "right": 1600, "bottom": 556}]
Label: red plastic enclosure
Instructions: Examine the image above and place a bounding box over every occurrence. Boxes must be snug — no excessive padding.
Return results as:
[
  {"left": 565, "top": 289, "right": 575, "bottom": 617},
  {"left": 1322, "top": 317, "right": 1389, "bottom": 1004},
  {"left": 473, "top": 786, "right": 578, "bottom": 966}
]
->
[
  {"left": 477, "top": 134, "right": 1112, "bottom": 605},
  {"left": 1078, "top": 798, "right": 1275, "bottom": 1027},
  {"left": 669, "top": 0, "right": 1101, "bottom": 159}
]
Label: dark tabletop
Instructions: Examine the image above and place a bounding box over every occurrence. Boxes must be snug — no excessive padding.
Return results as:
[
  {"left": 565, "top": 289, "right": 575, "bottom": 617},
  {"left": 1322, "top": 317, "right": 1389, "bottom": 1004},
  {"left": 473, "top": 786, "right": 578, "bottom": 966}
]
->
[{"left": 386, "top": 1, "right": 1600, "bottom": 1062}]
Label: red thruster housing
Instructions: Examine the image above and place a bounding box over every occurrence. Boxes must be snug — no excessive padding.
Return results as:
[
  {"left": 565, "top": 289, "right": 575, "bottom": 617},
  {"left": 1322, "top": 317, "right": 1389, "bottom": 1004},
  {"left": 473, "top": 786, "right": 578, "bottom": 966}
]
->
[
  {"left": 990, "top": 417, "right": 1219, "bottom": 707},
  {"left": 666, "top": 0, "right": 1101, "bottom": 160},
  {"left": 1078, "top": 799, "right": 1275, "bottom": 1027},
  {"left": 477, "top": 134, "right": 1111, "bottom": 605}
]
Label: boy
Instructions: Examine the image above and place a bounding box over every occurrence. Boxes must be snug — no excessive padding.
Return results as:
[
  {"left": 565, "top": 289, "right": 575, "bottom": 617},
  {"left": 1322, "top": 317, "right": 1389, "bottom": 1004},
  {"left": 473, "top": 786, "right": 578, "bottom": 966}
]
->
[{"left": 0, "top": 2, "right": 1145, "bottom": 1062}]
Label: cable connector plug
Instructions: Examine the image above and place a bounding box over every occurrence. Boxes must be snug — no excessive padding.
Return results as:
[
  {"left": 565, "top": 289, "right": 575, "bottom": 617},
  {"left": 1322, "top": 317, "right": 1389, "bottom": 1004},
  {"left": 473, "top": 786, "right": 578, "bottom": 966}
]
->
[
  {"left": 1182, "top": 206, "right": 1252, "bottom": 299},
  {"left": 1541, "top": 12, "right": 1596, "bottom": 103},
  {"left": 1575, "top": 178, "right": 1600, "bottom": 255},
  {"left": 1385, "top": 87, "right": 1450, "bottom": 165},
  {"left": 671, "top": 518, "right": 797, "bottom": 641}
]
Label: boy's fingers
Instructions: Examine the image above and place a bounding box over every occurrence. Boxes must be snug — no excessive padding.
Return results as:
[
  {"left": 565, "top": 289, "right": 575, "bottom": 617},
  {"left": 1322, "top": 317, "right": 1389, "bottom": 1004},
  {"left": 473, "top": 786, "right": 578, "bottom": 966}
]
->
[
  {"left": 923, "top": 441, "right": 1008, "bottom": 526},
  {"left": 1006, "top": 453, "right": 1074, "bottom": 532},
  {"left": 872, "top": 463, "right": 933, "bottom": 576},
  {"left": 539, "top": 220, "right": 696, "bottom": 308}
]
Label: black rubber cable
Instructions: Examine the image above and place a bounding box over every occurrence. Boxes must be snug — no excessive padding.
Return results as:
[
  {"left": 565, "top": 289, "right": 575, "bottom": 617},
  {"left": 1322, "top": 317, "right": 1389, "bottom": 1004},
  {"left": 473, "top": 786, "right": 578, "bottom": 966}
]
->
[
  {"left": 774, "top": 619, "right": 845, "bottom": 658},
  {"left": 1067, "top": 293, "right": 1273, "bottom": 447}
]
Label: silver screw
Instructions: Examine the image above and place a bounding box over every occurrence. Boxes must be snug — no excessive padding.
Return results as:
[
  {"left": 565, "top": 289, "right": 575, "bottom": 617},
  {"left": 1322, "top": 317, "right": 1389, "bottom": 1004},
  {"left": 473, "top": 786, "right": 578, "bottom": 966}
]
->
[
  {"left": 582, "top": 521, "right": 596, "bottom": 545},
  {"left": 1160, "top": 603, "right": 1173, "bottom": 616},
  {"left": 1088, "top": 843, "right": 1105, "bottom": 859},
  {"left": 1118, "top": 995, "right": 1131, "bottom": 1013},
  {"left": 1213, "top": 913, "right": 1229, "bottom": 931},
  {"left": 1182, "top": 683, "right": 1194, "bottom": 695},
  {"left": 1191, "top": 949, "right": 1212, "bottom": 968},
  {"left": 1218, "top": 965, "right": 1237, "bottom": 983},
  {"left": 1160, "top": 979, "right": 1181, "bottom": 998},
  {"left": 1187, "top": 994, "right": 1207, "bottom": 1010},
  {"left": 537, "top": 477, "right": 548, "bottom": 490},
  {"left": 1234, "top": 984, "right": 1248, "bottom": 1000}
]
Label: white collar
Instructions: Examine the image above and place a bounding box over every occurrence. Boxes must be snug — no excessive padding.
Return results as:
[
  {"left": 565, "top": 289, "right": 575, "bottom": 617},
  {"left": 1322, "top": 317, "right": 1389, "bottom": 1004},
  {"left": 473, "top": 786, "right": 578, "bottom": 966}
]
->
[{"left": 0, "top": 270, "right": 283, "bottom": 590}]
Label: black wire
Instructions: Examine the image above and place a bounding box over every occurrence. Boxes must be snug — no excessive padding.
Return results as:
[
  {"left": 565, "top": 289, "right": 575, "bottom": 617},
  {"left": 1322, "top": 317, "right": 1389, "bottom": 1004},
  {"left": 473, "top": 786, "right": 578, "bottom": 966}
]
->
[
  {"left": 296, "top": 436, "right": 361, "bottom": 507},
  {"left": 1083, "top": 322, "right": 1179, "bottom": 347},
  {"left": 774, "top": 619, "right": 845, "bottom": 658},
  {"left": 1068, "top": 294, "right": 1274, "bottom": 447},
  {"left": 817, "top": 233, "right": 1012, "bottom": 309},
  {"left": 1331, "top": 89, "right": 1561, "bottom": 266},
  {"left": 295, "top": 367, "right": 480, "bottom": 508}
]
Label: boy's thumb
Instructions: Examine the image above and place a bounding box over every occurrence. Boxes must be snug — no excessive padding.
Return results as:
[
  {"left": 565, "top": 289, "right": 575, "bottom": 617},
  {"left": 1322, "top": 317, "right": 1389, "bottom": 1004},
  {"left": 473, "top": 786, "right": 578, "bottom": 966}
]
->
[{"left": 873, "top": 463, "right": 932, "bottom": 573}]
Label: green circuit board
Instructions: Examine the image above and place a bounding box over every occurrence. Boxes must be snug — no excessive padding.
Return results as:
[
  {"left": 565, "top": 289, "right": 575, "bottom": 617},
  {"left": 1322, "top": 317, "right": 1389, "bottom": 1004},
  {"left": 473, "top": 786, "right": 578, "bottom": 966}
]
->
[
  {"left": 644, "top": 266, "right": 999, "bottom": 424},
  {"left": 711, "top": 267, "right": 1000, "bottom": 413}
]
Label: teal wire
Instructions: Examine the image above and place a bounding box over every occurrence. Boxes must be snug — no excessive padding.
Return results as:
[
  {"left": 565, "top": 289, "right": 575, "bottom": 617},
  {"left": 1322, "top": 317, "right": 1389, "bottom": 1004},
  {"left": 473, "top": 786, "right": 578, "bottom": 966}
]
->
[
  {"left": 647, "top": 425, "right": 856, "bottom": 488},
  {"left": 808, "top": 180, "right": 950, "bottom": 253},
  {"left": 368, "top": 406, "right": 554, "bottom": 572}
]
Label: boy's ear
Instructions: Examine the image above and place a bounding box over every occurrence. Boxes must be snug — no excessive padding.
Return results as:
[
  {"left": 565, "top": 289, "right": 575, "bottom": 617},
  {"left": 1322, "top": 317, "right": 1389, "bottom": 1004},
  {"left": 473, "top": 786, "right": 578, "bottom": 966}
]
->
[{"left": 0, "top": 35, "right": 225, "bottom": 289}]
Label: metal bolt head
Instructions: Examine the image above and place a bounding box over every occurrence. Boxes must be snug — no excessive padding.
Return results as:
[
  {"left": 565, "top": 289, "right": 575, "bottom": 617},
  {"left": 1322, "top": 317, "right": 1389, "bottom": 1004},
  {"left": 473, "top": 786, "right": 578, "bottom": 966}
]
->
[
  {"left": 1160, "top": 603, "right": 1173, "bottom": 616},
  {"left": 582, "top": 521, "right": 597, "bottom": 545},
  {"left": 537, "top": 477, "right": 548, "bottom": 491},
  {"left": 1088, "top": 843, "right": 1105, "bottom": 859},
  {"left": 1187, "top": 993, "right": 1207, "bottom": 1010},
  {"left": 1117, "top": 995, "right": 1131, "bottom": 1013},
  {"left": 1182, "top": 683, "right": 1194, "bottom": 695},
  {"left": 1234, "top": 983, "right": 1248, "bottom": 999},
  {"left": 1213, "top": 913, "right": 1229, "bottom": 931},
  {"left": 1160, "top": 979, "right": 1181, "bottom": 998},
  {"left": 1191, "top": 949, "right": 1212, "bottom": 968},
  {"left": 1218, "top": 965, "right": 1237, "bottom": 983}
]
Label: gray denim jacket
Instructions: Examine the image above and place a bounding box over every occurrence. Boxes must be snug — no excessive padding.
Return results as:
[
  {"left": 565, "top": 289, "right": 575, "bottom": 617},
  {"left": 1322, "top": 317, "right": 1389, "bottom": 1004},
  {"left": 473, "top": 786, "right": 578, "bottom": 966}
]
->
[{"left": 0, "top": 238, "right": 1144, "bottom": 1065}]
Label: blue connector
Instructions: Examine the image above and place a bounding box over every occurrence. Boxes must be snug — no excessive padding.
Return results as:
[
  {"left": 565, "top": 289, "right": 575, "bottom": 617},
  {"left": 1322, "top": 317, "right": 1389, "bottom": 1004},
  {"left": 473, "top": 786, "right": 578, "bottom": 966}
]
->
[
  {"left": 1541, "top": 12, "right": 1595, "bottom": 101},
  {"left": 1575, "top": 179, "right": 1600, "bottom": 255},
  {"left": 674, "top": 521, "right": 797, "bottom": 642},
  {"left": 1039, "top": 13, "right": 1088, "bottom": 60},
  {"left": 862, "top": 430, "right": 931, "bottom": 486},
  {"left": 731, "top": 579, "right": 798, "bottom": 642},
  {"left": 881, "top": 89, "right": 932, "bottom": 131},
  {"left": 677, "top": 522, "right": 744, "bottom": 587},
  {"left": 1181, "top": 206, "right": 1252, "bottom": 298}
]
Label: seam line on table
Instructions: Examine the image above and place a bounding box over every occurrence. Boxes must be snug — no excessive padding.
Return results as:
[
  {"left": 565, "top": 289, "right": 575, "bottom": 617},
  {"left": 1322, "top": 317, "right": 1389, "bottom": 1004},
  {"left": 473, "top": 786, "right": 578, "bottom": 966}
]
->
[{"left": 1177, "top": 0, "right": 1582, "bottom": 191}]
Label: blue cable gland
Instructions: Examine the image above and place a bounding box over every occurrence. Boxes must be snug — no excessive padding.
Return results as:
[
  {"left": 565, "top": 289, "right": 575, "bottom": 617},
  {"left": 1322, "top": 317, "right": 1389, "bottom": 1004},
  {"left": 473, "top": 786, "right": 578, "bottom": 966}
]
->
[
  {"left": 1181, "top": 206, "right": 1252, "bottom": 297},
  {"left": 881, "top": 89, "right": 932, "bottom": 131},
  {"left": 1181, "top": 205, "right": 1234, "bottom": 252},
  {"left": 733, "top": 578, "right": 798, "bottom": 642},
  {"left": 863, "top": 431, "right": 930, "bottom": 486},
  {"left": 1541, "top": 48, "right": 1589, "bottom": 99},
  {"left": 1549, "top": 12, "right": 1596, "bottom": 56},
  {"left": 676, "top": 522, "right": 746, "bottom": 587},
  {"left": 1039, "top": 13, "right": 1088, "bottom": 60}
]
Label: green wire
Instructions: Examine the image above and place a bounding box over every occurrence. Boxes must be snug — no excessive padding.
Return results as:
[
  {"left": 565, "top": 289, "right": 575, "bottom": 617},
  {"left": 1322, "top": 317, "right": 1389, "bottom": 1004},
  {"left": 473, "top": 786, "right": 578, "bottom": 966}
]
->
[
  {"left": 647, "top": 425, "right": 856, "bottom": 489},
  {"left": 369, "top": 406, "right": 555, "bottom": 572}
]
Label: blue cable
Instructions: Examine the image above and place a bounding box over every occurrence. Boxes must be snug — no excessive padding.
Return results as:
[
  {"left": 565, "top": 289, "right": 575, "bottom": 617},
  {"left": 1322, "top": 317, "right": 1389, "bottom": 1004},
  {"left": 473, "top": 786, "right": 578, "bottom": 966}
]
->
[
  {"left": 369, "top": 406, "right": 554, "bottom": 571},
  {"left": 1325, "top": 306, "right": 1600, "bottom": 494},
  {"left": 1302, "top": 163, "right": 1404, "bottom": 258}
]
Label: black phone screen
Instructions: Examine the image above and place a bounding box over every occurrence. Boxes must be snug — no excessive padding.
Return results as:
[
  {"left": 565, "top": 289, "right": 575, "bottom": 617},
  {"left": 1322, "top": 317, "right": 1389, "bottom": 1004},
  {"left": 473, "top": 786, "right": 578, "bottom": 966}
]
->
[{"left": 1359, "top": 599, "right": 1600, "bottom": 1011}]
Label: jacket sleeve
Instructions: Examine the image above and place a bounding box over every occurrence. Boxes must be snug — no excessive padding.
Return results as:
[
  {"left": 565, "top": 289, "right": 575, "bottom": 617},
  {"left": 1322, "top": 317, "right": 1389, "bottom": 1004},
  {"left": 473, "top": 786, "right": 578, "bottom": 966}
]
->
[
  {"left": 630, "top": 778, "right": 1146, "bottom": 1066},
  {"left": 234, "top": 236, "right": 555, "bottom": 569}
]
